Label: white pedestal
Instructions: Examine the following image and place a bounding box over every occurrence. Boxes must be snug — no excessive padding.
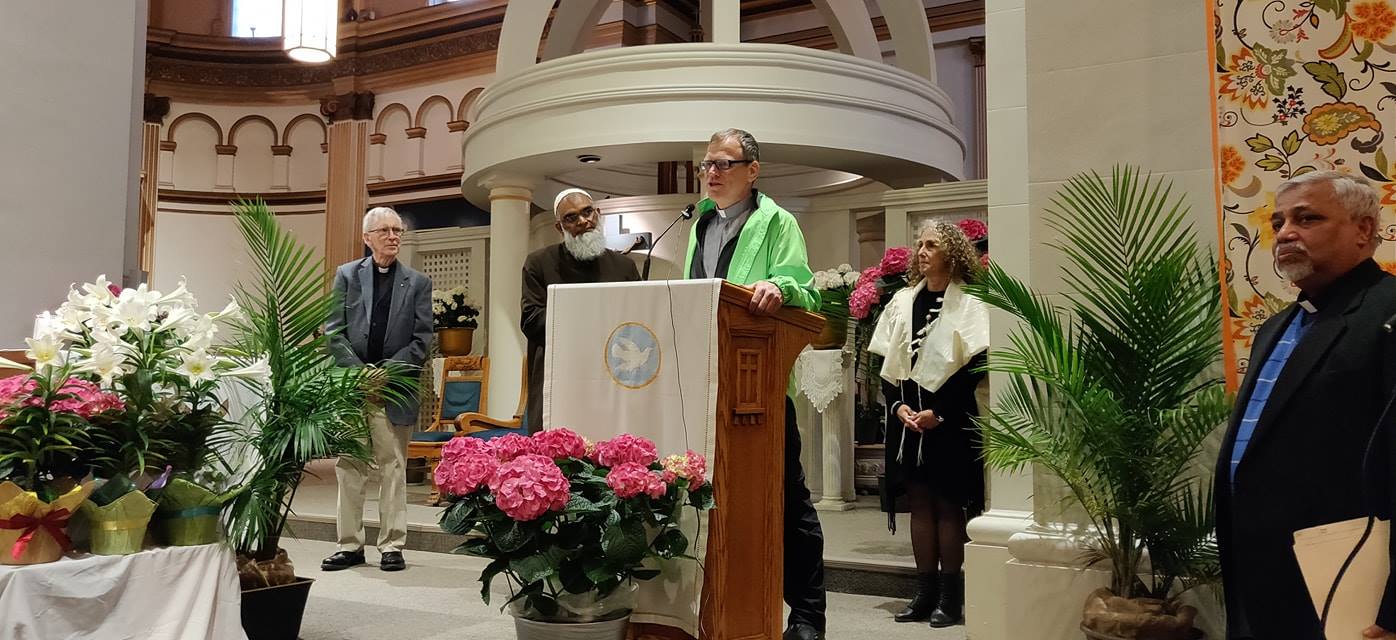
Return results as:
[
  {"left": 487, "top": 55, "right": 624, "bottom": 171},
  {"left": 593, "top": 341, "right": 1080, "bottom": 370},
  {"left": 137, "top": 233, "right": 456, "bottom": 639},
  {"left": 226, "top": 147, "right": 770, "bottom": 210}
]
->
[{"left": 794, "top": 348, "right": 856, "bottom": 512}]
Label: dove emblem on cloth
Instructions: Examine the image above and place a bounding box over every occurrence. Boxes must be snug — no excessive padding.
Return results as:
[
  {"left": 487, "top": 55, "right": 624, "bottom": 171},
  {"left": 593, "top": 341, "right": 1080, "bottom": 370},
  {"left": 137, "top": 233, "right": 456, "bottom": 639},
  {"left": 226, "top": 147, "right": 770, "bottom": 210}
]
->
[
  {"left": 610, "top": 336, "right": 653, "bottom": 373},
  {"left": 605, "top": 322, "right": 661, "bottom": 389}
]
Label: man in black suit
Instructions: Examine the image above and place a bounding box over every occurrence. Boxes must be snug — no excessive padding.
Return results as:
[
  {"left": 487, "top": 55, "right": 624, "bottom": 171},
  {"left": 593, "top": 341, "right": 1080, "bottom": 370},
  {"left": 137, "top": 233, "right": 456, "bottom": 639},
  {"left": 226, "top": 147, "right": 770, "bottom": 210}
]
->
[{"left": 1215, "top": 171, "right": 1396, "bottom": 639}]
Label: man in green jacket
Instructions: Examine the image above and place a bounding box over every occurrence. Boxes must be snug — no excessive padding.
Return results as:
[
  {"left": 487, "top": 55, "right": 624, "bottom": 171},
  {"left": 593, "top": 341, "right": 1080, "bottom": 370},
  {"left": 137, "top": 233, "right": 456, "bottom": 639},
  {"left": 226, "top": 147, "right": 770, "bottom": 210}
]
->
[{"left": 684, "top": 128, "right": 826, "bottom": 640}]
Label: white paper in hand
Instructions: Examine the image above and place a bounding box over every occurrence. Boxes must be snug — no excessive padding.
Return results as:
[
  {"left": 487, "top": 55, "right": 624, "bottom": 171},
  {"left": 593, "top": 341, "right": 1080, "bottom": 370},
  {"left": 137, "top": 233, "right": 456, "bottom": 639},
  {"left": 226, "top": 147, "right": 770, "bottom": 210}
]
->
[{"left": 1292, "top": 517, "right": 1389, "bottom": 639}]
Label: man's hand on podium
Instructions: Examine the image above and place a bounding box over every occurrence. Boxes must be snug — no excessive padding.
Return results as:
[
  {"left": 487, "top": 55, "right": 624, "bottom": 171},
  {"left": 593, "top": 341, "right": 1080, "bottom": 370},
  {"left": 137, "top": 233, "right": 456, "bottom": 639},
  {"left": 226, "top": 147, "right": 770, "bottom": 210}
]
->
[{"left": 749, "top": 280, "right": 784, "bottom": 316}]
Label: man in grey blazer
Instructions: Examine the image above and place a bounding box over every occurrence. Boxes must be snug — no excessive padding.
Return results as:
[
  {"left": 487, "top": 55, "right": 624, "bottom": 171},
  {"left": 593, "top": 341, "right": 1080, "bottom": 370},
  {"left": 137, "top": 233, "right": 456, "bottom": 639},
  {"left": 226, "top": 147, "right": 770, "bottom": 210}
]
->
[{"left": 321, "top": 206, "right": 433, "bottom": 572}]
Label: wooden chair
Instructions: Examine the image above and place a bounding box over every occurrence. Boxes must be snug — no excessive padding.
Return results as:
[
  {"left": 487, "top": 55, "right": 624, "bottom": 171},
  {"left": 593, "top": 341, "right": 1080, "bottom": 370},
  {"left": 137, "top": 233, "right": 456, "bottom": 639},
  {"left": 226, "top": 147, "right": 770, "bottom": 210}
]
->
[
  {"left": 457, "top": 357, "right": 529, "bottom": 437},
  {"left": 408, "top": 355, "right": 488, "bottom": 504}
]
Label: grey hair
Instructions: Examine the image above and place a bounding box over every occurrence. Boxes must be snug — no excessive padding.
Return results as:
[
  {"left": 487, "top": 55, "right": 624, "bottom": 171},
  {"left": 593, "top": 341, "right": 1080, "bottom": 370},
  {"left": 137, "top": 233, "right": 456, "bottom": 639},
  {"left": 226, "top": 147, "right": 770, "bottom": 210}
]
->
[
  {"left": 362, "top": 206, "right": 402, "bottom": 234},
  {"left": 709, "top": 128, "right": 760, "bottom": 161},
  {"left": 1277, "top": 170, "right": 1383, "bottom": 245}
]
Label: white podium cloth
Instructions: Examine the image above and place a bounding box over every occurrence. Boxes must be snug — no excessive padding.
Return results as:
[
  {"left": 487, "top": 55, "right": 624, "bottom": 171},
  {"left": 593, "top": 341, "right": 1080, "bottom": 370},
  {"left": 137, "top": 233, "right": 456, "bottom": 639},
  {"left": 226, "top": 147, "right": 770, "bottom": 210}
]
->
[
  {"left": 0, "top": 543, "right": 247, "bottom": 640},
  {"left": 794, "top": 348, "right": 845, "bottom": 413},
  {"left": 543, "top": 279, "right": 722, "bottom": 636}
]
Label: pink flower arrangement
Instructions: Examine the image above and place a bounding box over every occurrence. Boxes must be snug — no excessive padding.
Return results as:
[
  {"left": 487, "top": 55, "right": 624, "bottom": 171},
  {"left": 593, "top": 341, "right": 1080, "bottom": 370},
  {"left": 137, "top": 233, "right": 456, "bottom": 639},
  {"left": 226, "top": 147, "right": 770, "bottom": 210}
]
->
[
  {"left": 957, "top": 218, "right": 988, "bottom": 241},
  {"left": 849, "top": 280, "right": 879, "bottom": 320},
  {"left": 0, "top": 375, "right": 124, "bottom": 422},
  {"left": 606, "top": 462, "right": 668, "bottom": 499},
  {"left": 879, "top": 247, "right": 912, "bottom": 275},
  {"left": 489, "top": 433, "right": 536, "bottom": 462},
  {"left": 532, "top": 427, "right": 586, "bottom": 460},
  {"left": 435, "top": 450, "right": 499, "bottom": 496},
  {"left": 487, "top": 454, "right": 571, "bottom": 521},
  {"left": 592, "top": 433, "right": 658, "bottom": 468},
  {"left": 661, "top": 451, "right": 708, "bottom": 491}
]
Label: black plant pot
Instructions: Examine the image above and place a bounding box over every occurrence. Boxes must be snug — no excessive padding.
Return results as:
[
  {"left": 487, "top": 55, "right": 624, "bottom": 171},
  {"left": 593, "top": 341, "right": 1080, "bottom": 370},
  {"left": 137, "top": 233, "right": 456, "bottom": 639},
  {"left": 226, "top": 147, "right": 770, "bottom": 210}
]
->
[{"left": 241, "top": 577, "right": 314, "bottom": 640}]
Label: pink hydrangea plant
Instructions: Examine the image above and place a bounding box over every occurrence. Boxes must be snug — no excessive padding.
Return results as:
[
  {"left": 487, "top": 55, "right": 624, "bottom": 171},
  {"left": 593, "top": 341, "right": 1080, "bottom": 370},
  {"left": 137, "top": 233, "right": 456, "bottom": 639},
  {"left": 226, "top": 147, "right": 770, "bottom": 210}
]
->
[
  {"left": 592, "top": 433, "right": 658, "bottom": 468},
  {"left": 607, "top": 462, "right": 668, "bottom": 499},
  {"left": 0, "top": 375, "right": 124, "bottom": 422},
  {"left": 879, "top": 247, "right": 912, "bottom": 275},
  {"left": 487, "top": 454, "right": 571, "bottom": 521},
  {"left": 957, "top": 218, "right": 988, "bottom": 241},
  {"left": 532, "top": 427, "right": 587, "bottom": 460},
  {"left": 435, "top": 450, "right": 499, "bottom": 496},
  {"left": 661, "top": 450, "right": 708, "bottom": 491},
  {"left": 488, "top": 433, "right": 536, "bottom": 462}
]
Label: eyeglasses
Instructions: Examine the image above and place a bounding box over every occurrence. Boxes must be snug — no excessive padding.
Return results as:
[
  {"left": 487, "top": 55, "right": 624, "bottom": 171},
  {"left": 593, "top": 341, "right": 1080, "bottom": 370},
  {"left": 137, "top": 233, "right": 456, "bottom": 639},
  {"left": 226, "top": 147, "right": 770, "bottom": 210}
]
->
[
  {"left": 560, "top": 206, "right": 598, "bottom": 226},
  {"left": 698, "top": 159, "right": 754, "bottom": 173},
  {"left": 370, "top": 226, "right": 405, "bottom": 237}
]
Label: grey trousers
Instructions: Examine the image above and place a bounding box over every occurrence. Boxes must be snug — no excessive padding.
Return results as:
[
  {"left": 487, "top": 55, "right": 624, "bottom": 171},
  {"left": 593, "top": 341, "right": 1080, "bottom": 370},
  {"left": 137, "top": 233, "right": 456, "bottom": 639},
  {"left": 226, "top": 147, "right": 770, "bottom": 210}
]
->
[{"left": 335, "top": 409, "right": 411, "bottom": 552}]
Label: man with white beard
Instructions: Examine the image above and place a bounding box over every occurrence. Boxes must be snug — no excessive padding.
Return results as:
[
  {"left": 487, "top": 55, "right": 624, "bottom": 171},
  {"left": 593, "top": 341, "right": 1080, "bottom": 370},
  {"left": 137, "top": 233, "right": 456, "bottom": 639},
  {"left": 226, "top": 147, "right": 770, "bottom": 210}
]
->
[{"left": 520, "top": 188, "right": 640, "bottom": 432}]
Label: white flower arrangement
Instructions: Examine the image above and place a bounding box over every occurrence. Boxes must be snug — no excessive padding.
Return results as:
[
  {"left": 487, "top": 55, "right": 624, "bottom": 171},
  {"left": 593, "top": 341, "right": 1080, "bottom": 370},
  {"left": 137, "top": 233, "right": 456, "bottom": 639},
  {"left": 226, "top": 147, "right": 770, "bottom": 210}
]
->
[
  {"left": 28, "top": 274, "right": 269, "bottom": 393},
  {"left": 812, "top": 264, "right": 859, "bottom": 292},
  {"left": 430, "top": 285, "right": 480, "bottom": 330}
]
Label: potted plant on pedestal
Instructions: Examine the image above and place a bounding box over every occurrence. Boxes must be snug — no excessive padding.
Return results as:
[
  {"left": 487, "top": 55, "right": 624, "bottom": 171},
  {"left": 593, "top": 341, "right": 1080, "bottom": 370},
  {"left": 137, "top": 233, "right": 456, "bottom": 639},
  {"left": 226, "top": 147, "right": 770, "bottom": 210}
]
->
[
  {"left": 966, "top": 168, "right": 1229, "bottom": 639},
  {"left": 811, "top": 264, "right": 858, "bottom": 349},
  {"left": 432, "top": 286, "right": 480, "bottom": 356},
  {"left": 436, "top": 429, "right": 713, "bottom": 638},
  {"left": 220, "top": 200, "right": 416, "bottom": 640}
]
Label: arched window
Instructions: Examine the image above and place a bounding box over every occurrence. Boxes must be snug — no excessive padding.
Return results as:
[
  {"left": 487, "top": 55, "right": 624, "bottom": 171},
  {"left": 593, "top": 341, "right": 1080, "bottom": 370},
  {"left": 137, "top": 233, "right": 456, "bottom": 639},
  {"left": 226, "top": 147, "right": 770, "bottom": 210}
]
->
[{"left": 232, "top": 0, "right": 283, "bottom": 37}]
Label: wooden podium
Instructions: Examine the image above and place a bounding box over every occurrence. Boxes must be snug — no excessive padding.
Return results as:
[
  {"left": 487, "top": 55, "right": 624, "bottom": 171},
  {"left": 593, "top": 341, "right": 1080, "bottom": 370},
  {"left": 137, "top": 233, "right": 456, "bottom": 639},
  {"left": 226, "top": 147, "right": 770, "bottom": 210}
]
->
[{"left": 697, "top": 282, "right": 823, "bottom": 639}]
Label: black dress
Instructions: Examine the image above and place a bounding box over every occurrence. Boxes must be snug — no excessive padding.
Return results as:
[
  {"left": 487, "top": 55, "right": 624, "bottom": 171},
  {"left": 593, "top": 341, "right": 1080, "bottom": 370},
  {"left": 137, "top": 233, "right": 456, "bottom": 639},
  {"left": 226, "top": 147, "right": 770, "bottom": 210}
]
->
[{"left": 879, "top": 287, "right": 987, "bottom": 531}]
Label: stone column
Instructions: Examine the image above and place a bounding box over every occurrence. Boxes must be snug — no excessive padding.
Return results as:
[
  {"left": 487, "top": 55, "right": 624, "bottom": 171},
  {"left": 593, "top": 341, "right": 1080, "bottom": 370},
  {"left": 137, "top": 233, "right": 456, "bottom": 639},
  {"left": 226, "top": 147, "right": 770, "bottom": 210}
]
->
[
  {"left": 270, "top": 145, "right": 292, "bottom": 191},
  {"left": 140, "top": 94, "right": 169, "bottom": 279},
  {"left": 700, "top": 0, "right": 740, "bottom": 44},
  {"left": 321, "top": 91, "right": 375, "bottom": 271},
  {"left": 213, "top": 145, "right": 236, "bottom": 191},
  {"left": 883, "top": 206, "right": 909, "bottom": 250},
  {"left": 855, "top": 212, "right": 885, "bottom": 268},
  {"left": 481, "top": 174, "right": 536, "bottom": 421},
  {"left": 368, "top": 133, "right": 386, "bottom": 182},
  {"left": 405, "top": 126, "right": 426, "bottom": 177},
  {"left": 813, "top": 355, "right": 856, "bottom": 512},
  {"left": 445, "top": 121, "right": 467, "bottom": 172}
]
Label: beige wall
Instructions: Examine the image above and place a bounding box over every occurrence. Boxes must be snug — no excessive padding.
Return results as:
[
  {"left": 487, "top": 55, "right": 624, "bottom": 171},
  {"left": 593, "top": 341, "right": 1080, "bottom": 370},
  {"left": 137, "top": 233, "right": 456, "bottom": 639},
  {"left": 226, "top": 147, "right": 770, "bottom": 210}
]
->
[{"left": 0, "top": 1, "right": 146, "bottom": 345}]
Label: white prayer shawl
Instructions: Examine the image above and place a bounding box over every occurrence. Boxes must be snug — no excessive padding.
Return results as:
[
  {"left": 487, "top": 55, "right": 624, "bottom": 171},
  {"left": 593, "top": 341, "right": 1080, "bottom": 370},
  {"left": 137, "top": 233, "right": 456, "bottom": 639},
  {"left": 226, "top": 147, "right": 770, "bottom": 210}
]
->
[{"left": 867, "top": 279, "right": 990, "bottom": 463}]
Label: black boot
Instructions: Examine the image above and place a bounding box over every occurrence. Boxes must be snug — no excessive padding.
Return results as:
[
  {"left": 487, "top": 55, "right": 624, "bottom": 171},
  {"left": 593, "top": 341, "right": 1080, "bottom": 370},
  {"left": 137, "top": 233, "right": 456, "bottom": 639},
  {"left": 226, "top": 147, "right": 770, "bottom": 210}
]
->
[
  {"left": 927, "top": 571, "right": 963, "bottom": 628},
  {"left": 893, "top": 572, "right": 938, "bottom": 622}
]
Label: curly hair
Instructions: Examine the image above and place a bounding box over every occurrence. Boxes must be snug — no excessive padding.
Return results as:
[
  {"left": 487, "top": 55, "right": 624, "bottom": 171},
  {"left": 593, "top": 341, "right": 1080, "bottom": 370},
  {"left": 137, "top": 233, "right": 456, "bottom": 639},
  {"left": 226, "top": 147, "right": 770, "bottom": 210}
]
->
[{"left": 906, "top": 220, "right": 981, "bottom": 286}]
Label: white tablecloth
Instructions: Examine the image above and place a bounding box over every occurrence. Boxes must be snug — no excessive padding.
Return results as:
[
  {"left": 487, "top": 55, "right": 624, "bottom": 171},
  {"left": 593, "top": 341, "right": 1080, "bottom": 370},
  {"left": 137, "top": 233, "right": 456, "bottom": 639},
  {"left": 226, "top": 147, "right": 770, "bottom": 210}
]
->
[{"left": 0, "top": 543, "right": 247, "bottom": 640}]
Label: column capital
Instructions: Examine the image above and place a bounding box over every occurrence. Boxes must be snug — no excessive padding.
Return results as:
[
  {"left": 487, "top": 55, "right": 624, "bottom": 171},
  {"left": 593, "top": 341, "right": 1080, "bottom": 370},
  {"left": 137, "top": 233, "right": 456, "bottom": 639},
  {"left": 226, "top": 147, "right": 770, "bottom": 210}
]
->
[
  {"left": 143, "top": 94, "right": 171, "bottom": 124},
  {"left": 320, "top": 91, "right": 375, "bottom": 123},
  {"left": 478, "top": 172, "right": 537, "bottom": 195}
]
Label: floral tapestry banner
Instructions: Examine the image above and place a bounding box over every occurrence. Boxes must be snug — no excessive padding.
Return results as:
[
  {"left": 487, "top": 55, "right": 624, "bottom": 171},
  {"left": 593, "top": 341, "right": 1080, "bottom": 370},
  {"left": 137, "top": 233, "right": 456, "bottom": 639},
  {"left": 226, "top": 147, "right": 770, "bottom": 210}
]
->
[{"left": 1213, "top": 0, "right": 1396, "bottom": 384}]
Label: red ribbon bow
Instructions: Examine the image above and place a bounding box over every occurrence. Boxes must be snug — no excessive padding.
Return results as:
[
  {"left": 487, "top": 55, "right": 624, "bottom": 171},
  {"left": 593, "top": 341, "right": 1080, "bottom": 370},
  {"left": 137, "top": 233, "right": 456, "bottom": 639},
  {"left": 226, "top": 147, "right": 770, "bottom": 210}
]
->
[{"left": 0, "top": 508, "right": 73, "bottom": 561}]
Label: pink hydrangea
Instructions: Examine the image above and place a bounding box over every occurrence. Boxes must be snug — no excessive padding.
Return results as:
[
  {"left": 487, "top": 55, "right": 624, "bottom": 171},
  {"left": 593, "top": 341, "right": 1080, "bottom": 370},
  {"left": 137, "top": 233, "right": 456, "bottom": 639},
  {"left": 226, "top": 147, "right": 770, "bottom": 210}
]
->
[
  {"left": 442, "top": 435, "right": 491, "bottom": 460},
  {"left": 957, "top": 218, "right": 988, "bottom": 241},
  {"left": 661, "top": 451, "right": 708, "bottom": 491},
  {"left": 879, "top": 247, "right": 911, "bottom": 275},
  {"left": 0, "top": 376, "right": 123, "bottom": 421},
  {"left": 488, "top": 433, "right": 536, "bottom": 462},
  {"left": 606, "top": 462, "right": 668, "bottom": 499},
  {"left": 436, "top": 451, "right": 499, "bottom": 497},
  {"left": 592, "top": 434, "right": 658, "bottom": 468},
  {"left": 488, "top": 454, "right": 571, "bottom": 521},
  {"left": 980, "top": 252, "right": 991, "bottom": 269},
  {"left": 532, "top": 428, "right": 586, "bottom": 460},
  {"left": 854, "top": 265, "right": 883, "bottom": 289},
  {"left": 849, "top": 282, "right": 879, "bottom": 320}
]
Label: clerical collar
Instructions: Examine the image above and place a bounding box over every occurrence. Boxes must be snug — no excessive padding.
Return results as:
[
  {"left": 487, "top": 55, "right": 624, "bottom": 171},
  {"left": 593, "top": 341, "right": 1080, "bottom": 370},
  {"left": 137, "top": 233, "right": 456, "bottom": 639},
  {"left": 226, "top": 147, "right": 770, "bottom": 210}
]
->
[
  {"left": 1296, "top": 258, "right": 1383, "bottom": 315},
  {"left": 373, "top": 259, "right": 397, "bottom": 274},
  {"left": 715, "top": 191, "right": 757, "bottom": 220}
]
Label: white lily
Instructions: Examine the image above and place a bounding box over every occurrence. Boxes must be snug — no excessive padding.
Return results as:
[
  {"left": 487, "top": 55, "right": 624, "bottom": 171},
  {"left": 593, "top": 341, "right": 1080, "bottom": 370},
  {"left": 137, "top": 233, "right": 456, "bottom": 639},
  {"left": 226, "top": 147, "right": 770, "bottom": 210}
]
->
[
  {"left": 156, "top": 277, "right": 198, "bottom": 310},
  {"left": 80, "top": 341, "right": 128, "bottom": 385},
  {"left": 81, "top": 274, "right": 118, "bottom": 304},
  {"left": 110, "top": 290, "right": 156, "bottom": 334},
  {"left": 210, "top": 298, "right": 241, "bottom": 322},
  {"left": 24, "top": 335, "right": 65, "bottom": 371},
  {"left": 177, "top": 349, "right": 218, "bottom": 383},
  {"left": 157, "top": 306, "right": 198, "bottom": 334},
  {"left": 0, "top": 354, "right": 31, "bottom": 372},
  {"left": 221, "top": 356, "right": 271, "bottom": 387},
  {"left": 32, "top": 311, "right": 69, "bottom": 341}
]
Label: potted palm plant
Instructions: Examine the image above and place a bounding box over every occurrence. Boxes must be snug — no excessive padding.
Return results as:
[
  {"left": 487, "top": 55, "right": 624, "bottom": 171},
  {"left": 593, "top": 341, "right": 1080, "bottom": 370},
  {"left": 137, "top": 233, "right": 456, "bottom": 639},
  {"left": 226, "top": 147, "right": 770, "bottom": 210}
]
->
[
  {"left": 966, "top": 167, "right": 1229, "bottom": 640},
  {"left": 221, "top": 199, "right": 416, "bottom": 640}
]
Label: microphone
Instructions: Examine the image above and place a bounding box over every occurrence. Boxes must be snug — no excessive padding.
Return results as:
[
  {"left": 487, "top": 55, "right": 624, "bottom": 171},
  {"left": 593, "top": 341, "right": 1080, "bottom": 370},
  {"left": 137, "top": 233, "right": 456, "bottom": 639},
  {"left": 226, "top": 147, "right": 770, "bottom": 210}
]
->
[
  {"left": 642, "top": 204, "right": 696, "bottom": 281},
  {"left": 1384, "top": 311, "right": 1396, "bottom": 333}
]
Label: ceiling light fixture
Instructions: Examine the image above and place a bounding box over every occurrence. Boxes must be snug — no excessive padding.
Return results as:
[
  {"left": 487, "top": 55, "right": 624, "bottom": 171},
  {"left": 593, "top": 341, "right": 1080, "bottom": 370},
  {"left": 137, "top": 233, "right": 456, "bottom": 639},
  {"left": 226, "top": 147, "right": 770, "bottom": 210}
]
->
[
  {"left": 577, "top": 154, "right": 602, "bottom": 164},
  {"left": 283, "top": 0, "right": 337, "bottom": 63}
]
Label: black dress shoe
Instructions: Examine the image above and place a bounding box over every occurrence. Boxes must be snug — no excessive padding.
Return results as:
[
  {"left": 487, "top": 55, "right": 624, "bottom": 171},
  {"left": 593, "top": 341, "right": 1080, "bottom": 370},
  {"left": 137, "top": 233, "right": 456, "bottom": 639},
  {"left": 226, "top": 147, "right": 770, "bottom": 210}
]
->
[
  {"left": 380, "top": 550, "right": 406, "bottom": 571},
  {"left": 782, "top": 623, "right": 824, "bottom": 640},
  {"left": 321, "top": 550, "right": 365, "bottom": 571}
]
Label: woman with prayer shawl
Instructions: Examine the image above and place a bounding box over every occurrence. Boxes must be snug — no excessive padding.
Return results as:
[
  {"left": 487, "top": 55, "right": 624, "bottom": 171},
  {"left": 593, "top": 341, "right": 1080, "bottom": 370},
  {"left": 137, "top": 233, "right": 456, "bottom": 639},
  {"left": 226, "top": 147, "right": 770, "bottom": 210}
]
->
[{"left": 867, "top": 221, "right": 989, "bottom": 628}]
